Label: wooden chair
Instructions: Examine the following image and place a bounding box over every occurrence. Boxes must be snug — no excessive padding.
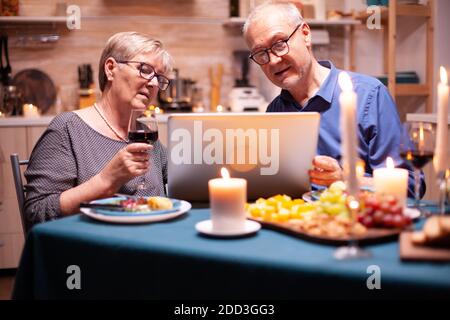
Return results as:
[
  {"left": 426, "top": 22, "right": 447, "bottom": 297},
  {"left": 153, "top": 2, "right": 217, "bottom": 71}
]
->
[{"left": 10, "top": 153, "right": 30, "bottom": 235}]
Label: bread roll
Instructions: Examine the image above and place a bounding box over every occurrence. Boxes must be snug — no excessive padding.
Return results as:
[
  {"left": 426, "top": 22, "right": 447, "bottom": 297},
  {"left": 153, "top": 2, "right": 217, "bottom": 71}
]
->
[{"left": 147, "top": 197, "right": 173, "bottom": 210}]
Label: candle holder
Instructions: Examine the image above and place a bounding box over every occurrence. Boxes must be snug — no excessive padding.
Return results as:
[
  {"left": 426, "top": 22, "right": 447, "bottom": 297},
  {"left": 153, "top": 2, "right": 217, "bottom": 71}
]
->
[{"left": 334, "top": 196, "right": 372, "bottom": 260}]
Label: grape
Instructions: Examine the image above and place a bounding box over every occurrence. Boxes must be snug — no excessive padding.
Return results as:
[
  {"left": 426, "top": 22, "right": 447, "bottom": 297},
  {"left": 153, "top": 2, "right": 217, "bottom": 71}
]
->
[{"left": 373, "top": 210, "right": 384, "bottom": 225}]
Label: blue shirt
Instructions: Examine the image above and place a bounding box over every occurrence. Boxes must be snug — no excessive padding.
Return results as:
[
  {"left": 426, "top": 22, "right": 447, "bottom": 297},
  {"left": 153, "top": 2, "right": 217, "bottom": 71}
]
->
[{"left": 267, "top": 61, "right": 425, "bottom": 197}]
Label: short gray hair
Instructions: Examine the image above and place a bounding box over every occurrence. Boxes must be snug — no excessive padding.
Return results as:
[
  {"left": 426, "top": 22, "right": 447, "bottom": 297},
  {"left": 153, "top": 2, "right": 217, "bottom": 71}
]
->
[
  {"left": 242, "top": 1, "right": 304, "bottom": 37},
  {"left": 98, "top": 31, "right": 173, "bottom": 91}
]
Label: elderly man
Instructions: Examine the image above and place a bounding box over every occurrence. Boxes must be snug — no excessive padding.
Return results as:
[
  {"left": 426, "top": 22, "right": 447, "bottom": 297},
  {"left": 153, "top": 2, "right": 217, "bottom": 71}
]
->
[{"left": 243, "top": 1, "right": 424, "bottom": 197}]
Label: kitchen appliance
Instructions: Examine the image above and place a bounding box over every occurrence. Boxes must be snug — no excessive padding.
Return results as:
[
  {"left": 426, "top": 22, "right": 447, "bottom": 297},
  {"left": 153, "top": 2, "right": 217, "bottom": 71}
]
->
[
  {"left": 0, "top": 35, "right": 19, "bottom": 115},
  {"left": 229, "top": 51, "right": 266, "bottom": 112},
  {"left": 158, "top": 69, "right": 195, "bottom": 112}
]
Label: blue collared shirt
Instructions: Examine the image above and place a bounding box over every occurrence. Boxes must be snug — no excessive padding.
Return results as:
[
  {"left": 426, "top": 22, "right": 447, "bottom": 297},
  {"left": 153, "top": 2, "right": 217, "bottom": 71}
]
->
[{"left": 267, "top": 61, "right": 425, "bottom": 197}]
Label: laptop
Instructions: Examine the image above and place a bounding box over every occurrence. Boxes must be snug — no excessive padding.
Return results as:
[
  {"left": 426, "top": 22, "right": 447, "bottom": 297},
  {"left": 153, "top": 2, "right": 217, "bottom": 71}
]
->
[{"left": 167, "top": 112, "right": 320, "bottom": 201}]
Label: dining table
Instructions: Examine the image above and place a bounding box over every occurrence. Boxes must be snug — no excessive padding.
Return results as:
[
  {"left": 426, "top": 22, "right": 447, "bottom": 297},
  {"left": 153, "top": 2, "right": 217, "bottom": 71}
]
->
[{"left": 12, "top": 203, "right": 450, "bottom": 300}]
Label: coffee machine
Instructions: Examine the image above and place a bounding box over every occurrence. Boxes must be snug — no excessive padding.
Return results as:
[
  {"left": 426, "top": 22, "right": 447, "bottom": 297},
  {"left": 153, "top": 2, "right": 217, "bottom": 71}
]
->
[
  {"left": 158, "top": 69, "right": 195, "bottom": 112},
  {"left": 228, "top": 51, "right": 266, "bottom": 112}
]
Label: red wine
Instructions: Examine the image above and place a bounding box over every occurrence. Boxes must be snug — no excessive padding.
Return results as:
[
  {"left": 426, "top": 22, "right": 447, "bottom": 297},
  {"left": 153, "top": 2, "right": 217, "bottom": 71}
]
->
[
  {"left": 400, "top": 151, "right": 434, "bottom": 169},
  {"left": 128, "top": 130, "right": 158, "bottom": 144}
]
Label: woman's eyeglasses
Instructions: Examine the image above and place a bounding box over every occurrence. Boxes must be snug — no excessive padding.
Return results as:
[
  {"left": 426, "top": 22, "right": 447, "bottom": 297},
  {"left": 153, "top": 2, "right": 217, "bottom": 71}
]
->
[{"left": 116, "top": 60, "right": 170, "bottom": 91}]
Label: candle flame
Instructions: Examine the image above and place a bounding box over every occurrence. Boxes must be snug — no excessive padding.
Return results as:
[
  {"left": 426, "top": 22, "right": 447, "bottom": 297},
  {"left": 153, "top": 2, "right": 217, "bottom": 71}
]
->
[
  {"left": 440, "top": 66, "right": 448, "bottom": 85},
  {"left": 348, "top": 199, "right": 360, "bottom": 210},
  {"left": 338, "top": 72, "right": 353, "bottom": 92},
  {"left": 356, "top": 160, "right": 365, "bottom": 178},
  {"left": 386, "top": 157, "right": 395, "bottom": 169},
  {"left": 419, "top": 124, "right": 424, "bottom": 145},
  {"left": 220, "top": 167, "right": 230, "bottom": 179},
  {"left": 216, "top": 105, "right": 224, "bottom": 112}
]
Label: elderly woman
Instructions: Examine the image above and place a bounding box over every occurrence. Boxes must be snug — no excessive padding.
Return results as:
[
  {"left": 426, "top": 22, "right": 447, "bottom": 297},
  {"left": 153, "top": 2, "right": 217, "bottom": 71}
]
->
[{"left": 24, "top": 32, "right": 173, "bottom": 225}]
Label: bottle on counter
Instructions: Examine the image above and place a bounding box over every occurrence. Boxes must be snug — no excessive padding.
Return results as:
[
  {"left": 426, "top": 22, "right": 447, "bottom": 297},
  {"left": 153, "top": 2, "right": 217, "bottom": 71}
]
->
[{"left": 78, "top": 64, "right": 96, "bottom": 109}]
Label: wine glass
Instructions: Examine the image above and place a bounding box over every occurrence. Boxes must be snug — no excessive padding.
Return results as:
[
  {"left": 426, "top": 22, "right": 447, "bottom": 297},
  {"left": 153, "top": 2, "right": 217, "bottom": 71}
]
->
[
  {"left": 399, "top": 122, "right": 435, "bottom": 210},
  {"left": 334, "top": 196, "right": 372, "bottom": 260},
  {"left": 127, "top": 109, "right": 158, "bottom": 190}
]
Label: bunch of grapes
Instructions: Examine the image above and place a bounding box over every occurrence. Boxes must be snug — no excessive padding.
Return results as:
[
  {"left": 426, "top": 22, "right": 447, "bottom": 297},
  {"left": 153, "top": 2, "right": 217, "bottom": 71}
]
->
[{"left": 358, "top": 193, "right": 412, "bottom": 228}]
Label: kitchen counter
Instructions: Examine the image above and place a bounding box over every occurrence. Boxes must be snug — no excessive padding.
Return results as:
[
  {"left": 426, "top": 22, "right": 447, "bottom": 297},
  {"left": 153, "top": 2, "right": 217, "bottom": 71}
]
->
[
  {"left": 0, "top": 116, "right": 55, "bottom": 127},
  {"left": 0, "top": 113, "right": 184, "bottom": 127},
  {"left": 406, "top": 113, "right": 450, "bottom": 124}
]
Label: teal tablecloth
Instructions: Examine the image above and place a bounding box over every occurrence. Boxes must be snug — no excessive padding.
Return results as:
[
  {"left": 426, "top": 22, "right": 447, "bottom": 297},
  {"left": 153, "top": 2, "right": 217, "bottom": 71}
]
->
[{"left": 13, "top": 208, "right": 450, "bottom": 300}]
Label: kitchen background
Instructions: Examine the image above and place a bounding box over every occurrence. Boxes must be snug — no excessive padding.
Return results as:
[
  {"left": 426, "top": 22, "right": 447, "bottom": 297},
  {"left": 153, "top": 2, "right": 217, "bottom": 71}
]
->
[{"left": 1, "top": 0, "right": 448, "bottom": 119}]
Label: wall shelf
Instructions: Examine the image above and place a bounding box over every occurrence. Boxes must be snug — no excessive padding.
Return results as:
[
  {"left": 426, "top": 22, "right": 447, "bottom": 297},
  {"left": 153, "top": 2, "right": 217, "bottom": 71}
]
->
[
  {"left": 0, "top": 16, "right": 67, "bottom": 24},
  {"left": 223, "top": 17, "right": 361, "bottom": 28}
]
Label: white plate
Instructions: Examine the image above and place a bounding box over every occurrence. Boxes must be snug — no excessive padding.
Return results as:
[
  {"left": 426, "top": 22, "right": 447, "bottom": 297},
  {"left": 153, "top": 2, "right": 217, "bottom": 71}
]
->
[
  {"left": 404, "top": 207, "right": 420, "bottom": 220},
  {"left": 195, "top": 219, "right": 261, "bottom": 237},
  {"left": 81, "top": 200, "right": 191, "bottom": 224}
]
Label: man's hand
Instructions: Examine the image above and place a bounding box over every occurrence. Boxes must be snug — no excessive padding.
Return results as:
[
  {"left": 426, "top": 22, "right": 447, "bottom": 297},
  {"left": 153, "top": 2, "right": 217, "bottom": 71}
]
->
[{"left": 308, "top": 155, "right": 343, "bottom": 186}]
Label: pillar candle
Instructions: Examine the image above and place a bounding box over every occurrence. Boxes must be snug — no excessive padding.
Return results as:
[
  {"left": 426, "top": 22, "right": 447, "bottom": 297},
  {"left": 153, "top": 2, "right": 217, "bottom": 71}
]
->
[
  {"left": 208, "top": 168, "right": 247, "bottom": 232},
  {"left": 22, "top": 104, "right": 40, "bottom": 118},
  {"left": 373, "top": 157, "right": 408, "bottom": 208}
]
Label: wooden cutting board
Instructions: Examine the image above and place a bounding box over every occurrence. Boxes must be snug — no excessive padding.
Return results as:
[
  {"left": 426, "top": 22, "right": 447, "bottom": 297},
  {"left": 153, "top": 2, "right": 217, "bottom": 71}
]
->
[
  {"left": 249, "top": 217, "right": 407, "bottom": 246},
  {"left": 400, "top": 232, "right": 450, "bottom": 262},
  {"left": 13, "top": 69, "right": 57, "bottom": 115}
]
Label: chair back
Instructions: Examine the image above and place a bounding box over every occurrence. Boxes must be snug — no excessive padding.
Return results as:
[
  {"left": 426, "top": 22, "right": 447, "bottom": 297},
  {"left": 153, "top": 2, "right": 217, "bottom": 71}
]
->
[{"left": 10, "top": 154, "right": 29, "bottom": 235}]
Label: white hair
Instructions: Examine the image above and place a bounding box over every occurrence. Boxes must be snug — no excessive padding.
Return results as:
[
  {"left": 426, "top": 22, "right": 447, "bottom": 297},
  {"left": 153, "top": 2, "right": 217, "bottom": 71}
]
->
[
  {"left": 98, "top": 31, "right": 173, "bottom": 91},
  {"left": 242, "top": 1, "right": 304, "bottom": 37}
]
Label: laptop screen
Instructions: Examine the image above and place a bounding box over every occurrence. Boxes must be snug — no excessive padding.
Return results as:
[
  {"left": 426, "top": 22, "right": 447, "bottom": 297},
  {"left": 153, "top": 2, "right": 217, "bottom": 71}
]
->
[{"left": 167, "top": 112, "right": 320, "bottom": 201}]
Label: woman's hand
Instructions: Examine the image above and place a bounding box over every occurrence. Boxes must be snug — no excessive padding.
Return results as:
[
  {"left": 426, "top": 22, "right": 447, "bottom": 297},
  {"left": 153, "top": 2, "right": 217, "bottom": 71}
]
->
[
  {"left": 308, "top": 155, "right": 343, "bottom": 186},
  {"left": 98, "top": 143, "right": 153, "bottom": 192}
]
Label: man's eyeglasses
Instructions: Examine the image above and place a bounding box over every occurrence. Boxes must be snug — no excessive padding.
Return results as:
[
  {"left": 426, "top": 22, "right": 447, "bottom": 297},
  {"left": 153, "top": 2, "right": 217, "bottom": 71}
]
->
[
  {"left": 249, "top": 24, "right": 303, "bottom": 65},
  {"left": 116, "top": 60, "right": 170, "bottom": 91}
]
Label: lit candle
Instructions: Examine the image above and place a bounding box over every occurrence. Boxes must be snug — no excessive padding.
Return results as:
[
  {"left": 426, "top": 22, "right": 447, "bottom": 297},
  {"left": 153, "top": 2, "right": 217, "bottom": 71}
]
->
[
  {"left": 339, "top": 72, "right": 359, "bottom": 196},
  {"left": 373, "top": 157, "right": 408, "bottom": 208},
  {"left": 22, "top": 104, "right": 40, "bottom": 118},
  {"left": 208, "top": 167, "right": 247, "bottom": 232},
  {"left": 216, "top": 105, "right": 224, "bottom": 113},
  {"left": 434, "top": 66, "right": 449, "bottom": 174}
]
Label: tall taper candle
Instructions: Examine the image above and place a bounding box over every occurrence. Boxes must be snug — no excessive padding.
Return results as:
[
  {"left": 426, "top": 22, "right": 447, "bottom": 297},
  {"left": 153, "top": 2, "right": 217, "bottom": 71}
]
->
[
  {"left": 434, "top": 66, "right": 449, "bottom": 174},
  {"left": 339, "top": 72, "right": 359, "bottom": 196}
]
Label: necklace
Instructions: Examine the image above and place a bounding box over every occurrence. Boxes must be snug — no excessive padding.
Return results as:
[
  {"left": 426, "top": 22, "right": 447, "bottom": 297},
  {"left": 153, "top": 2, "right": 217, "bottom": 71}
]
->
[{"left": 93, "top": 103, "right": 128, "bottom": 142}]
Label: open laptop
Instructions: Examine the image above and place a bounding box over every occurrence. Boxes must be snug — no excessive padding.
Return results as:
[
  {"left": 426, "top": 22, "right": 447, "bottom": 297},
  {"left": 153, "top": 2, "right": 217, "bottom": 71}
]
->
[{"left": 167, "top": 112, "right": 320, "bottom": 201}]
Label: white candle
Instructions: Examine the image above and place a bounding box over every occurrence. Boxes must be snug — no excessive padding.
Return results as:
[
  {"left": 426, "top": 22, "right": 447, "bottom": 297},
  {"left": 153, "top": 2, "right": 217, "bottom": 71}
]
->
[
  {"left": 208, "top": 167, "right": 247, "bottom": 232},
  {"left": 434, "top": 66, "right": 449, "bottom": 174},
  {"left": 338, "top": 72, "right": 359, "bottom": 196},
  {"left": 373, "top": 157, "right": 408, "bottom": 208},
  {"left": 22, "top": 104, "right": 40, "bottom": 118}
]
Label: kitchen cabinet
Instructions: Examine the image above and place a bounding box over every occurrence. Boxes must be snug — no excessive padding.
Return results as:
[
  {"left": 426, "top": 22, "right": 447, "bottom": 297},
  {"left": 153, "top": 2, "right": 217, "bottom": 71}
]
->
[{"left": 0, "top": 118, "right": 50, "bottom": 269}]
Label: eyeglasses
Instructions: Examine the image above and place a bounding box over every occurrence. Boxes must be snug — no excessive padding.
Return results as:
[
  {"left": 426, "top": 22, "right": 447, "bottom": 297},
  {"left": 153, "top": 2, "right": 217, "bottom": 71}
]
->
[
  {"left": 116, "top": 60, "right": 170, "bottom": 91},
  {"left": 249, "top": 24, "right": 302, "bottom": 65}
]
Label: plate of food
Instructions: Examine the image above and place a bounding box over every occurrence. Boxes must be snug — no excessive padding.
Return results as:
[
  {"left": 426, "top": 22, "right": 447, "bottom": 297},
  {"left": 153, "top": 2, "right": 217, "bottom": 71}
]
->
[
  {"left": 80, "top": 196, "right": 191, "bottom": 224},
  {"left": 302, "top": 182, "right": 374, "bottom": 202},
  {"left": 247, "top": 184, "right": 417, "bottom": 245}
]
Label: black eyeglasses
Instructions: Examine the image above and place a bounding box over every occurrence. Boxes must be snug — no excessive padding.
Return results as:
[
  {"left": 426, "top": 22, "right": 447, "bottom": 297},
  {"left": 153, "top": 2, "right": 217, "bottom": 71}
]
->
[
  {"left": 116, "top": 60, "right": 170, "bottom": 91},
  {"left": 249, "top": 24, "right": 303, "bottom": 65}
]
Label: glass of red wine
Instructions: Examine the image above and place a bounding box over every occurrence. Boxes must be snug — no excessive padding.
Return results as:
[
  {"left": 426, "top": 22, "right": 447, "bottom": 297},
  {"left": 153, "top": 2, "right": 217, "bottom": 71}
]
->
[
  {"left": 399, "top": 122, "right": 435, "bottom": 210},
  {"left": 127, "top": 109, "right": 158, "bottom": 190}
]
